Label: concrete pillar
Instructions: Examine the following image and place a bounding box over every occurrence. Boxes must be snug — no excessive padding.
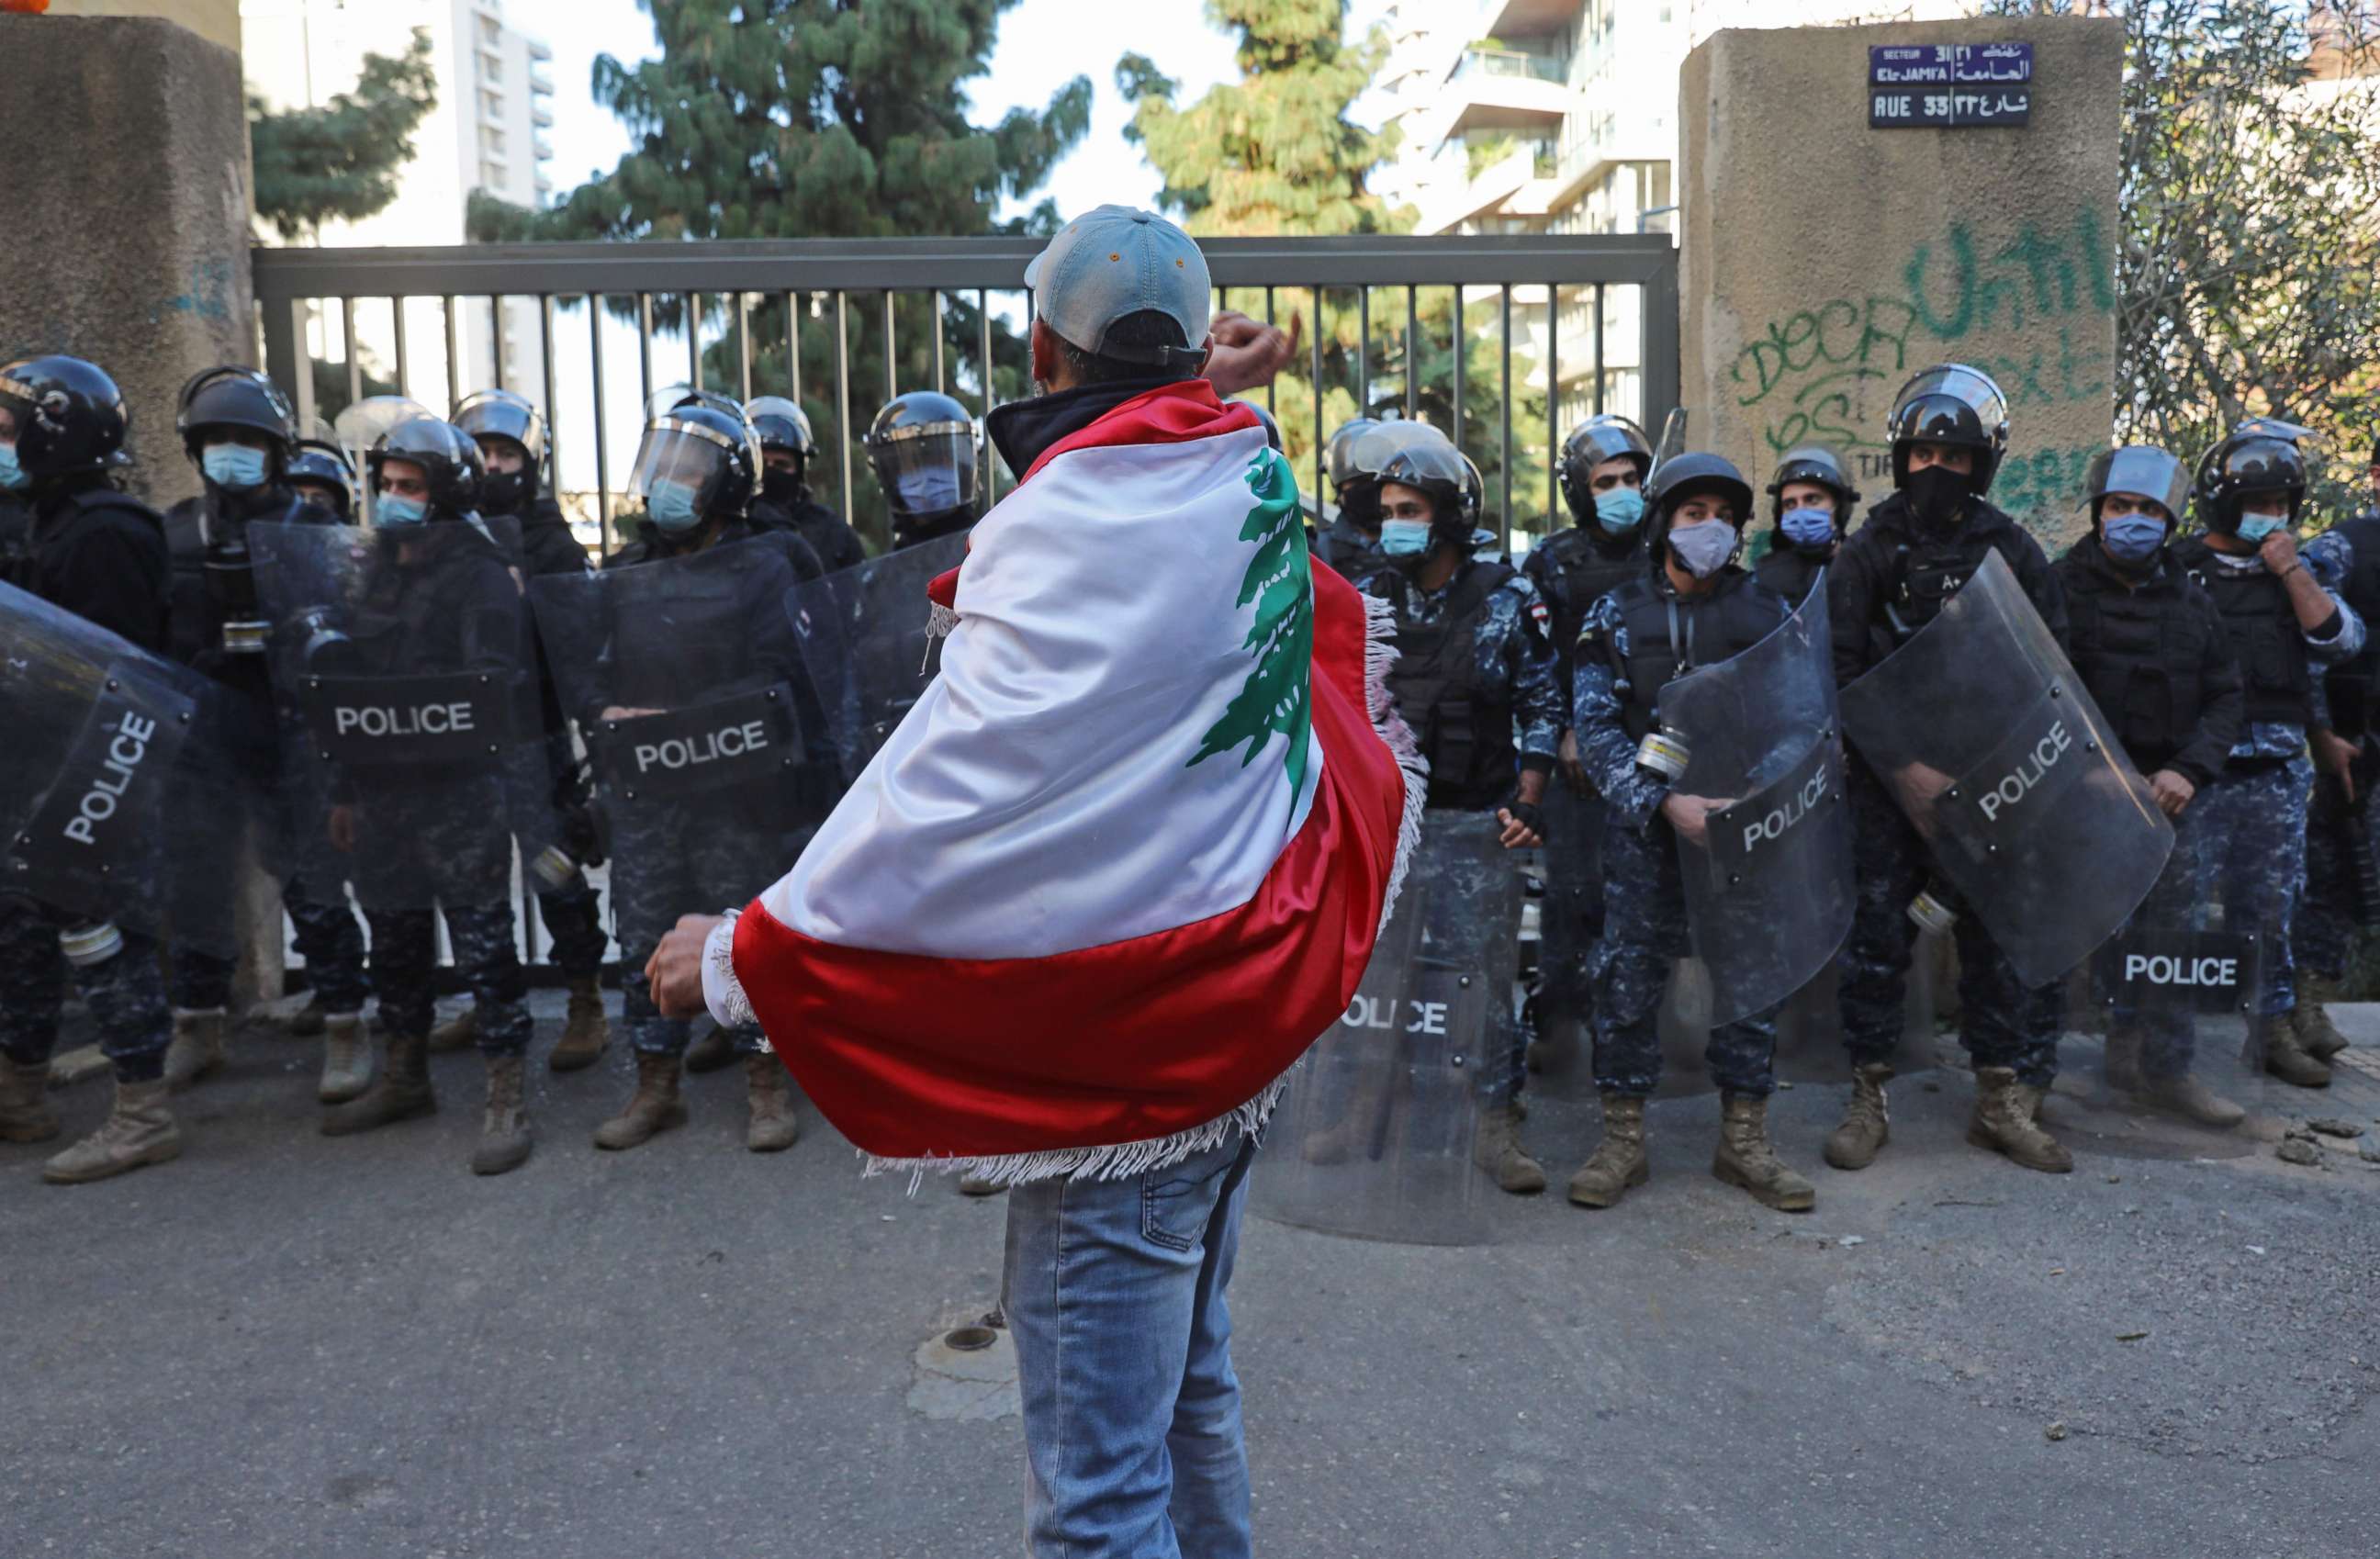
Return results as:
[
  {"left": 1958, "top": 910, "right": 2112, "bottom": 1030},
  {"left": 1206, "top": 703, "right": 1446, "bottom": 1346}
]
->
[
  {"left": 0, "top": 15, "right": 255, "bottom": 517},
  {"left": 1679, "top": 17, "right": 2126, "bottom": 546}
]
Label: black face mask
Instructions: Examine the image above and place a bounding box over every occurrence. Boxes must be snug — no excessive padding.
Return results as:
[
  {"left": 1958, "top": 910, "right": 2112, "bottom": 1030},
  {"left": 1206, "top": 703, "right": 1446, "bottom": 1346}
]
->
[
  {"left": 1903, "top": 465, "right": 1968, "bottom": 531},
  {"left": 480, "top": 467, "right": 531, "bottom": 515},
  {"left": 760, "top": 468, "right": 802, "bottom": 509}
]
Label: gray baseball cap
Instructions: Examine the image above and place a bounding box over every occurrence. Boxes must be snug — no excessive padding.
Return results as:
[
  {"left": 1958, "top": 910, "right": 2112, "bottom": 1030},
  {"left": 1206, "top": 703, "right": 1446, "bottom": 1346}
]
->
[{"left": 1023, "top": 205, "right": 1212, "bottom": 369}]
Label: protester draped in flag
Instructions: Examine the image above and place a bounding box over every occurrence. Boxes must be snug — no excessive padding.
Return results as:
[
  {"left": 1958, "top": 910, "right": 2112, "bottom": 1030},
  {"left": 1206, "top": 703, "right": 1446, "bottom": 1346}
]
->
[{"left": 645, "top": 206, "right": 1416, "bottom": 1559}]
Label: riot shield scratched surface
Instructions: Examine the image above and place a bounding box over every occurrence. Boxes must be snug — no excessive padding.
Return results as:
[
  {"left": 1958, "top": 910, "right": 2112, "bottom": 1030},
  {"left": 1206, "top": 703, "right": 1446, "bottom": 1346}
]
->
[
  {"left": 1253, "top": 813, "right": 1519, "bottom": 1246},
  {"left": 1658, "top": 582, "right": 1855, "bottom": 1026},
  {"left": 250, "top": 516, "right": 556, "bottom": 914},
  {"left": 0, "top": 581, "right": 237, "bottom": 960},
  {"left": 530, "top": 534, "right": 839, "bottom": 960},
  {"left": 1839, "top": 549, "right": 2172, "bottom": 989},
  {"left": 790, "top": 531, "right": 971, "bottom": 776}
]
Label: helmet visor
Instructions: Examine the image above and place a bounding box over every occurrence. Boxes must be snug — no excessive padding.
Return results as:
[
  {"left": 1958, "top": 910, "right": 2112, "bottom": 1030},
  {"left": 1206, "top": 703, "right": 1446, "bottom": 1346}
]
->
[
  {"left": 868, "top": 422, "right": 978, "bottom": 519},
  {"left": 629, "top": 420, "right": 737, "bottom": 515},
  {"left": 1893, "top": 365, "right": 2007, "bottom": 443}
]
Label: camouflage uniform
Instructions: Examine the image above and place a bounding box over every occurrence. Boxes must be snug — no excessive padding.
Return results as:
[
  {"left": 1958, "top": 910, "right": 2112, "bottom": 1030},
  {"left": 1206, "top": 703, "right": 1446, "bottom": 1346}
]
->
[
  {"left": 0, "top": 898, "right": 173, "bottom": 1082},
  {"left": 2292, "top": 514, "right": 2380, "bottom": 985},
  {"left": 613, "top": 810, "right": 809, "bottom": 1059}
]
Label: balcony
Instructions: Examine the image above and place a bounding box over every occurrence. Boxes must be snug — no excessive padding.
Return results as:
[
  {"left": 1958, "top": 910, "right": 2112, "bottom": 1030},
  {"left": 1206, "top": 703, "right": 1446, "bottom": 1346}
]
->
[
  {"left": 527, "top": 39, "right": 553, "bottom": 62},
  {"left": 529, "top": 66, "right": 555, "bottom": 95},
  {"left": 1415, "top": 140, "right": 1564, "bottom": 236},
  {"left": 532, "top": 103, "right": 554, "bottom": 129},
  {"left": 1484, "top": 0, "right": 1585, "bottom": 35},
  {"left": 534, "top": 137, "right": 554, "bottom": 163},
  {"left": 1441, "top": 48, "right": 1572, "bottom": 139}
]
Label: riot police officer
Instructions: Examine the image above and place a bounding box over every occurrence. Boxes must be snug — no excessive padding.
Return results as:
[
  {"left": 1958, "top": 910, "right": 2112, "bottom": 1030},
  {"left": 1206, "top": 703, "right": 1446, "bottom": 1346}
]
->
[
  {"left": 1522, "top": 414, "right": 1655, "bottom": 1061},
  {"left": 286, "top": 422, "right": 356, "bottom": 522},
  {"left": 866, "top": 391, "right": 983, "bottom": 550},
  {"left": 156, "top": 366, "right": 369, "bottom": 1101},
  {"left": 1757, "top": 444, "right": 1858, "bottom": 607},
  {"left": 2289, "top": 431, "right": 2380, "bottom": 1063},
  {"left": 447, "top": 387, "right": 612, "bottom": 1073},
  {"left": 2058, "top": 446, "right": 2247, "bottom": 1123},
  {"left": 2172, "top": 419, "right": 2363, "bottom": 1089},
  {"left": 1825, "top": 365, "right": 2077, "bottom": 1173},
  {"left": 1566, "top": 454, "right": 1810, "bottom": 1210},
  {"left": 747, "top": 395, "right": 865, "bottom": 573},
  {"left": 1349, "top": 423, "right": 1562, "bottom": 1194},
  {"left": 0, "top": 355, "right": 184, "bottom": 1183},
  {"left": 1312, "top": 417, "right": 1382, "bottom": 578},
  {"left": 612, "top": 392, "right": 826, "bottom": 578}
]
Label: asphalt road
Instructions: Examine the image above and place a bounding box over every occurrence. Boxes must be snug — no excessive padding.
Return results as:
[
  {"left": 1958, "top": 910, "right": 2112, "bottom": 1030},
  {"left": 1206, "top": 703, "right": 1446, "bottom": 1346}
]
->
[{"left": 6, "top": 993, "right": 2376, "bottom": 1559}]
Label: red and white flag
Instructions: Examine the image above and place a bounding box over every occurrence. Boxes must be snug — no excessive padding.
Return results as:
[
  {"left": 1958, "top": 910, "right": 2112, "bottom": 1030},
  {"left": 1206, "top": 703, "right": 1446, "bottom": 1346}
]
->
[{"left": 703, "top": 380, "right": 1424, "bottom": 1182}]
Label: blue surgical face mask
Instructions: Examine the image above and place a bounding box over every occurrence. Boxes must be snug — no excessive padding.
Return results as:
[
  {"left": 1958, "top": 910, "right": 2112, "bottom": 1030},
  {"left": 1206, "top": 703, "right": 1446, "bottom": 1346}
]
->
[
  {"left": 1779, "top": 505, "right": 1836, "bottom": 550},
  {"left": 0, "top": 443, "right": 24, "bottom": 492},
  {"left": 1593, "top": 487, "right": 1645, "bottom": 535},
  {"left": 201, "top": 442, "right": 270, "bottom": 490},
  {"left": 375, "top": 492, "right": 428, "bottom": 527},
  {"left": 648, "top": 478, "right": 702, "bottom": 533},
  {"left": 1379, "top": 519, "right": 1433, "bottom": 557},
  {"left": 2237, "top": 510, "right": 2288, "bottom": 544},
  {"left": 2101, "top": 510, "right": 2169, "bottom": 566}
]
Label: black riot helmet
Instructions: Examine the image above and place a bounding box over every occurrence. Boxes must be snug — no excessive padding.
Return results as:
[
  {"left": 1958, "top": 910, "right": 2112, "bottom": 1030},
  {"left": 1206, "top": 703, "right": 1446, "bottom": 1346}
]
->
[
  {"left": 0, "top": 354, "right": 129, "bottom": 483},
  {"left": 2084, "top": 445, "right": 2190, "bottom": 526},
  {"left": 453, "top": 388, "right": 547, "bottom": 515},
  {"left": 287, "top": 416, "right": 356, "bottom": 520},
  {"left": 746, "top": 396, "right": 817, "bottom": 467},
  {"left": 1765, "top": 443, "right": 1859, "bottom": 524},
  {"left": 1374, "top": 422, "right": 1476, "bottom": 544},
  {"left": 866, "top": 390, "right": 982, "bottom": 533},
  {"left": 1236, "top": 398, "right": 1285, "bottom": 453},
  {"left": 365, "top": 416, "right": 486, "bottom": 521},
  {"left": 1325, "top": 417, "right": 1385, "bottom": 527},
  {"left": 175, "top": 365, "right": 296, "bottom": 472},
  {"left": 1885, "top": 364, "right": 2009, "bottom": 493},
  {"left": 1644, "top": 451, "right": 1755, "bottom": 565},
  {"left": 2193, "top": 419, "right": 2312, "bottom": 534},
  {"left": 1557, "top": 414, "right": 1655, "bottom": 526},
  {"left": 630, "top": 389, "right": 763, "bottom": 526}
]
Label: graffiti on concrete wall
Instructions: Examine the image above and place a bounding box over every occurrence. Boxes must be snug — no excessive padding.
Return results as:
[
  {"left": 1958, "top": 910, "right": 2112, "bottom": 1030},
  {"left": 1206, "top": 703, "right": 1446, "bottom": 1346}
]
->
[{"left": 1727, "top": 207, "right": 2115, "bottom": 529}]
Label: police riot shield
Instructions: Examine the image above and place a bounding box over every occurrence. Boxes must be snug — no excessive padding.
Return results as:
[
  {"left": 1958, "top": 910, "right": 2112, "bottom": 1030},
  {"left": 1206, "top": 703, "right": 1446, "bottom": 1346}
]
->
[
  {"left": 791, "top": 530, "right": 971, "bottom": 777},
  {"left": 249, "top": 515, "right": 558, "bottom": 915},
  {"left": 1656, "top": 582, "right": 1854, "bottom": 1027},
  {"left": 1252, "top": 812, "right": 1515, "bottom": 1246},
  {"left": 1839, "top": 549, "right": 2172, "bottom": 989},
  {"left": 0, "top": 581, "right": 239, "bottom": 961},
  {"left": 529, "top": 534, "right": 840, "bottom": 960}
]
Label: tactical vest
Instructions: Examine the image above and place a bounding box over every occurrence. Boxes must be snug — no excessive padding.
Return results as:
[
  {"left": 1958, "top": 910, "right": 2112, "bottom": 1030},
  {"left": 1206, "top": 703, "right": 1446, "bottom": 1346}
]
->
[
  {"left": 1530, "top": 525, "right": 1645, "bottom": 670},
  {"left": 2060, "top": 559, "right": 2216, "bottom": 769},
  {"left": 1882, "top": 529, "right": 1996, "bottom": 645},
  {"left": 2173, "top": 537, "right": 2315, "bottom": 728},
  {"left": 1316, "top": 520, "right": 1386, "bottom": 583},
  {"left": 26, "top": 487, "right": 168, "bottom": 649},
  {"left": 1609, "top": 568, "right": 1785, "bottom": 741},
  {"left": 1754, "top": 544, "right": 1827, "bottom": 608},
  {"left": 1374, "top": 562, "right": 1518, "bottom": 804},
  {"left": 164, "top": 490, "right": 315, "bottom": 673},
  {"left": 2319, "top": 513, "right": 2380, "bottom": 736}
]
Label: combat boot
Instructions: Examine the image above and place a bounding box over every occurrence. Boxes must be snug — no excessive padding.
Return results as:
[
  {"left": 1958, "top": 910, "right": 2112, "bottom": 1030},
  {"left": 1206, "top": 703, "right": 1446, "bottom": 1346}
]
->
[
  {"left": 745, "top": 1053, "right": 800, "bottom": 1152},
  {"left": 2293, "top": 975, "right": 2350, "bottom": 1061},
  {"left": 320, "top": 1032, "right": 437, "bottom": 1136},
  {"left": 683, "top": 1018, "right": 736, "bottom": 1075},
  {"left": 470, "top": 1054, "right": 534, "bottom": 1175},
  {"left": 317, "top": 1013, "right": 373, "bottom": 1105},
  {"left": 593, "top": 1052, "right": 686, "bottom": 1150},
  {"left": 1712, "top": 1093, "right": 1815, "bottom": 1211},
  {"left": 286, "top": 997, "right": 326, "bottom": 1038},
  {"left": 162, "top": 1009, "right": 230, "bottom": 1092},
  {"left": 547, "top": 974, "right": 610, "bottom": 1073},
  {"left": 42, "top": 1078, "right": 181, "bottom": 1183},
  {"left": 1967, "top": 1067, "right": 2073, "bottom": 1172},
  {"left": 426, "top": 1004, "right": 477, "bottom": 1054},
  {"left": 1823, "top": 1063, "right": 1893, "bottom": 1171},
  {"left": 0, "top": 1054, "right": 60, "bottom": 1144},
  {"left": 2102, "top": 1025, "right": 2146, "bottom": 1094},
  {"left": 2254, "top": 1015, "right": 2332, "bottom": 1089},
  {"left": 2139, "top": 1070, "right": 2247, "bottom": 1128},
  {"left": 1566, "top": 1094, "right": 1649, "bottom": 1208},
  {"left": 1473, "top": 1102, "right": 1546, "bottom": 1194}
]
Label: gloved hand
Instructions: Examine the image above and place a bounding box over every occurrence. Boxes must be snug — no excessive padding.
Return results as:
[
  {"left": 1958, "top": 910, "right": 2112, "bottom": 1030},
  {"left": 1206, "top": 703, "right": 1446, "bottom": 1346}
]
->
[{"left": 1498, "top": 794, "right": 1545, "bottom": 849}]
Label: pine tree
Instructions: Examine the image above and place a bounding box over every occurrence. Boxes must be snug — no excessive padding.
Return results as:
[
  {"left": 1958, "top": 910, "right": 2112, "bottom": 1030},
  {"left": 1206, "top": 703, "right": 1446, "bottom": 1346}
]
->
[
  {"left": 249, "top": 29, "right": 439, "bottom": 243},
  {"left": 468, "top": 0, "right": 1092, "bottom": 546}
]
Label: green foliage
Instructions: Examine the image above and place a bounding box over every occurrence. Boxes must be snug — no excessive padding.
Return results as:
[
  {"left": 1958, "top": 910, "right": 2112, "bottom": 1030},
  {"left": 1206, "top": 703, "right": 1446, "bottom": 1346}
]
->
[
  {"left": 249, "top": 30, "right": 438, "bottom": 242},
  {"left": 470, "top": 0, "right": 1091, "bottom": 547},
  {"left": 1190, "top": 447, "right": 1314, "bottom": 805},
  {"left": 1978, "top": 0, "right": 2380, "bottom": 512}
]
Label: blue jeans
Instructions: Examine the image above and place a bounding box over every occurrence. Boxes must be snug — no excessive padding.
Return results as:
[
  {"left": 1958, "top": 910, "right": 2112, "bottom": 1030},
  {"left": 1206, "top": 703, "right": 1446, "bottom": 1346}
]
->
[{"left": 1001, "top": 1134, "right": 1259, "bottom": 1559}]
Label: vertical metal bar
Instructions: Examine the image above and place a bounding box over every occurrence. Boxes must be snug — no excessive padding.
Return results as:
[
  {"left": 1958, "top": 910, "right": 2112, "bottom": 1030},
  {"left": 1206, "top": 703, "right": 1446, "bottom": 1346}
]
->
[
  {"left": 979, "top": 289, "right": 996, "bottom": 503},
  {"left": 735, "top": 293, "right": 753, "bottom": 403},
  {"left": 589, "top": 294, "right": 612, "bottom": 561},
  {"left": 1545, "top": 284, "right": 1558, "bottom": 536},
  {"left": 1452, "top": 286, "right": 1465, "bottom": 448},
  {"left": 1643, "top": 256, "right": 1682, "bottom": 434},
  {"left": 881, "top": 290, "right": 897, "bottom": 406},
  {"left": 490, "top": 297, "right": 506, "bottom": 391},
  {"left": 834, "top": 291, "right": 852, "bottom": 527},
  {"left": 341, "top": 297, "right": 361, "bottom": 408},
  {"left": 932, "top": 289, "right": 946, "bottom": 396},
  {"left": 443, "top": 296, "right": 460, "bottom": 409},
  {"left": 784, "top": 292, "right": 802, "bottom": 399},
  {"left": 538, "top": 295, "right": 559, "bottom": 497},
  {"left": 1262, "top": 287, "right": 1276, "bottom": 416},
  {"left": 1594, "top": 283, "right": 1607, "bottom": 415},
  {"left": 1404, "top": 286, "right": 1418, "bottom": 421},
  {"left": 636, "top": 295, "right": 655, "bottom": 406},
  {"left": 1499, "top": 285, "right": 1514, "bottom": 555},
  {"left": 687, "top": 291, "right": 703, "bottom": 390},
  {"left": 390, "top": 297, "right": 410, "bottom": 400},
  {"left": 262, "top": 294, "right": 308, "bottom": 422},
  {"left": 1308, "top": 286, "right": 1324, "bottom": 505},
  {"left": 1357, "top": 286, "right": 1370, "bottom": 415}
]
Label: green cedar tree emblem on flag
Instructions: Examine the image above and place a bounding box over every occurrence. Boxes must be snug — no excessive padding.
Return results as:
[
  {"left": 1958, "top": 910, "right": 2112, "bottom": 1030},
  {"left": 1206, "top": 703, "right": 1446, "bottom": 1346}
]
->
[{"left": 1188, "top": 446, "right": 1314, "bottom": 804}]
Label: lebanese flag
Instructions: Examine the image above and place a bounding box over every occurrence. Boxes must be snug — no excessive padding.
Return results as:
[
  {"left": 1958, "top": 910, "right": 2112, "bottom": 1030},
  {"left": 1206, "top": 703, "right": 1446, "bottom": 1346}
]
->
[{"left": 708, "top": 380, "right": 1425, "bottom": 1182}]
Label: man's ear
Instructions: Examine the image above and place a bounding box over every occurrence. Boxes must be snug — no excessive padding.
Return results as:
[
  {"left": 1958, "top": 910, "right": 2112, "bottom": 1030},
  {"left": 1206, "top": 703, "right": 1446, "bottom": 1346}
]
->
[{"left": 1029, "top": 319, "right": 1061, "bottom": 390}]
